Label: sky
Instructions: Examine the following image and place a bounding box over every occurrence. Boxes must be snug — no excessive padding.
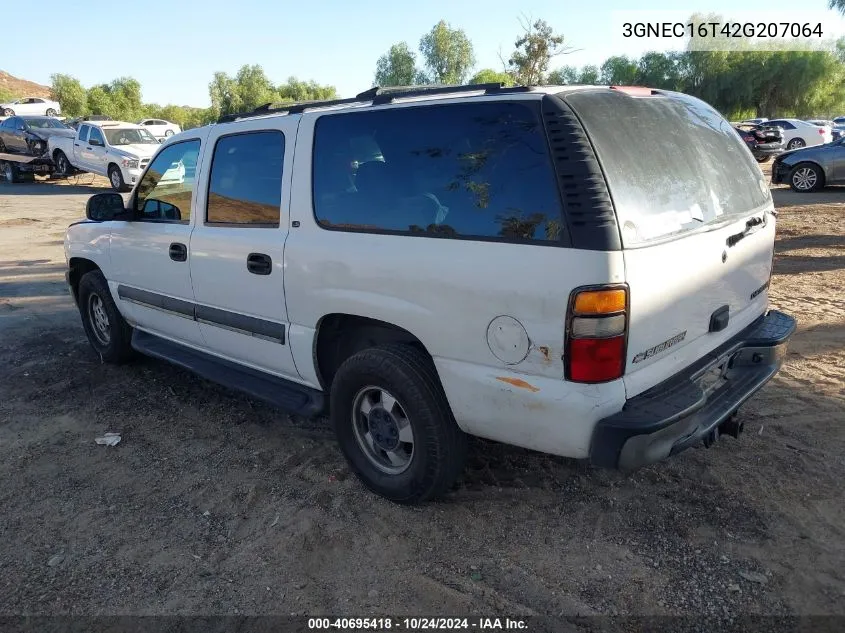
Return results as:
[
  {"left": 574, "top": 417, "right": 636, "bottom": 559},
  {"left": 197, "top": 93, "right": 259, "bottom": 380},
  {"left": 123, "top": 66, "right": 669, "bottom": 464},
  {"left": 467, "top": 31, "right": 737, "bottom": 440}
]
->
[{"left": 8, "top": 0, "right": 845, "bottom": 107}]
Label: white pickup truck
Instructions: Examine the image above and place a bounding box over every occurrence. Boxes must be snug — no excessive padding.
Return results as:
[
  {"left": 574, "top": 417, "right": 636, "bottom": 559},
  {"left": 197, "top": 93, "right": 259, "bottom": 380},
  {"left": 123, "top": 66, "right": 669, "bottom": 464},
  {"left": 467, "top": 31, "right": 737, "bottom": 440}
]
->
[{"left": 49, "top": 121, "right": 161, "bottom": 191}]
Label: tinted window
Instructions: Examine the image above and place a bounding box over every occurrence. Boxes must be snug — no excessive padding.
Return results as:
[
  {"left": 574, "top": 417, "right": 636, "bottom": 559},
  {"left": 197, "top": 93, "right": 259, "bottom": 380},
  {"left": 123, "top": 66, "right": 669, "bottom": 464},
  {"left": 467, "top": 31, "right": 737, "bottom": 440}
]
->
[
  {"left": 567, "top": 90, "right": 769, "bottom": 247},
  {"left": 78, "top": 125, "right": 90, "bottom": 143},
  {"left": 206, "top": 131, "right": 283, "bottom": 226},
  {"left": 134, "top": 140, "right": 201, "bottom": 222},
  {"left": 88, "top": 127, "right": 105, "bottom": 145},
  {"left": 312, "top": 101, "right": 563, "bottom": 242},
  {"left": 769, "top": 120, "right": 795, "bottom": 130}
]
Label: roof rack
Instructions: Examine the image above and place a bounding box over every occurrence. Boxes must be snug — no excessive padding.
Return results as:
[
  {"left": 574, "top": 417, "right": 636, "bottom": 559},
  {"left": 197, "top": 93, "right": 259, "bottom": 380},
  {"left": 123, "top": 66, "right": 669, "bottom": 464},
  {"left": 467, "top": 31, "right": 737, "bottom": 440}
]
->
[{"left": 216, "top": 82, "right": 530, "bottom": 124}]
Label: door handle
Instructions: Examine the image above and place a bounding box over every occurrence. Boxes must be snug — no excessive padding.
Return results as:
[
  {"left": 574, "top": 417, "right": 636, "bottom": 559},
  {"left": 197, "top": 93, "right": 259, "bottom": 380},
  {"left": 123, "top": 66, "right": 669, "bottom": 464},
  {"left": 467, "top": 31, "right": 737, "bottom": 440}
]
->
[
  {"left": 86, "top": 147, "right": 92, "bottom": 150},
  {"left": 169, "top": 242, "right": 187, "bottom": 262},
  {"left": 247, "top": 252, "right": 272, "bottom": 275},
  {"left": 74, "top": 143, "right": 80, "bottom": 147}
]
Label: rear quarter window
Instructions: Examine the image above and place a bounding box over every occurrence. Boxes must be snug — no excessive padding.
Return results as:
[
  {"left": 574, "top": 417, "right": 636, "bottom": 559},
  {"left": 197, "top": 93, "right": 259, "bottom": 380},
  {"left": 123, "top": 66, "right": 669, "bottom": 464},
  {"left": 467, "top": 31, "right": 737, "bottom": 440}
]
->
[
  {"left": 312, "top": 100, "right": 564, "bottom": 243},
  {"left": 566, "top": 90, "right": 770, "bottom": 247}
]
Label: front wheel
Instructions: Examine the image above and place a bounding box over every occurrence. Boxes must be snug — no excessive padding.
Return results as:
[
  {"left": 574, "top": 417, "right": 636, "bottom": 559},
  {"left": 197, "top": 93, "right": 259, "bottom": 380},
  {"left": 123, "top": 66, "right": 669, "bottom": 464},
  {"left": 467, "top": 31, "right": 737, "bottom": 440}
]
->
[
  {"left": 330, "top": 344, "right": 467, "bottom": 504},
  {"left": 164, "top": 129, "right": 175, "bottom": 137},
  {"left": 45, "top": 108, "right": 57, "bottom": 117},
  {"left": 2, "top": 161, "right": 20, "bottom": 183},
  {"left": 786, "top": 138, "right": 806, "bottom": 150},
  {"left": 77, "top": 270, "right": 134, "bottom": 363},
  {"left": 108, "top": 164, "right": 130, "bottom": 192},
  {"left": 54, "top": 150, "right": 71, "bottom": 176},
  {"left": 789, "top": 163, "right": 824, "bottom": 192}
]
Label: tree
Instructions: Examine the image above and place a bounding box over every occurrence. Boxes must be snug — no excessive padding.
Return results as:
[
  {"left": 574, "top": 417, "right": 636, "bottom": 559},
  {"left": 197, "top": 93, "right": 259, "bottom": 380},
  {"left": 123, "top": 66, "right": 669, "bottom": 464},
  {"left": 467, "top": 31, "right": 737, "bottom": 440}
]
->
[
  {"left": 233, "top": 64, "right": 276, "bottom": 111},
  {"left": 636, "top": 52, "right": 683, "bottom": 90},
  {"left": 374, "top": 43, "right": 419, "bottom": 86},
  {"left": 600, "top": 56, "right": 638, "bottom": 85},
  {"left": 506, "top": 17, "right": 571, "bottom": 85},
  {"left": 418, "top": 20, "right": 475, "bottom": 84},
  {"left": 578, "top": 65, "right": 600, "bottom": 84},
  {"left": 469, "top": 68, "right": 514, "bottom": 86},
  {"left": 546, "top": 66, "right": 579, "bottom": 85},
  {"left": 50, "top": 74, "right": 87, "bottom": 117},
  {"left": 277, "top": 77, "right": 337, "bottom": 102},
  {"left": 209, "top": 71, "right": 241, "bottom": 118},
  {"left": 830, "top": 0, "right": 844, "bottom": 14}
]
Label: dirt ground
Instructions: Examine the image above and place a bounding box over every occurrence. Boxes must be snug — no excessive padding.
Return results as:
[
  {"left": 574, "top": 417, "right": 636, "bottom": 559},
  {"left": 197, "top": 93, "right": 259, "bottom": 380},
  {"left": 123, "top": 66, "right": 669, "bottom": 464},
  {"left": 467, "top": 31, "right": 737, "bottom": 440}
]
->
[{"left": 0, "top": 169, "right": 843, "bottom": 622}]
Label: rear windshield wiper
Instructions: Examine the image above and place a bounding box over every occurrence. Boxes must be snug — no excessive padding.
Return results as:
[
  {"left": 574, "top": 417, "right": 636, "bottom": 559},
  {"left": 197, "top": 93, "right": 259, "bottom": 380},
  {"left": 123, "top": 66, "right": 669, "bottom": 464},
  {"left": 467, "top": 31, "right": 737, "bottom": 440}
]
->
[{"left": 726, "top": 216, "right": 764, "bottom": 248}]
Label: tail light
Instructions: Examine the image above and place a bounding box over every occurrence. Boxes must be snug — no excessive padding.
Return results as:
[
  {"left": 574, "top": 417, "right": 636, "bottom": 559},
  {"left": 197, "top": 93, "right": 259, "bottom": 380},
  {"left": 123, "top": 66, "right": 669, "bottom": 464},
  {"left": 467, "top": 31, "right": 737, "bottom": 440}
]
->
[
  {"left": 819, "top": 128, "right": 825, "bottom": 135},
  {"left": 743, "top": 135, "right": 754, "bottom": 142},
  {"left": 566, "top": 286, "right": 628, "bottom": 383}
]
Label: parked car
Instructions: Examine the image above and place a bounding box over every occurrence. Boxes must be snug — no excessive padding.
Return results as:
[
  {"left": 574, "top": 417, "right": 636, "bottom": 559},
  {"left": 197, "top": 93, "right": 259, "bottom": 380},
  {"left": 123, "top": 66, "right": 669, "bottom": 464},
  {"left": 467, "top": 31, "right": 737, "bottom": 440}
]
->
[
  {"left": 771, "top": 135, "right": 845, "bottom": 191},
  {"left": 733, "top": 124, "right": 784, "bottom": 162},
  {"left": 0, "top": 97, "right": 61, "bottom": 117},
  {"left": 64, "top": 84, "right": 795, "bottom": 503},
  {"left": 0, "top": 116, "right": 74, "bottom": 157},
  {"left": 64, "top": 115, "right": 113, "bottom": 130},
  {"left": 49, "top": 121, "right": 161, "bottom": 191},
  {"left": 138, "top": 118, "right": 181, "bottom": 141},
  {"left": 764, "top": 118, "right": 831, "bottom": 149}
]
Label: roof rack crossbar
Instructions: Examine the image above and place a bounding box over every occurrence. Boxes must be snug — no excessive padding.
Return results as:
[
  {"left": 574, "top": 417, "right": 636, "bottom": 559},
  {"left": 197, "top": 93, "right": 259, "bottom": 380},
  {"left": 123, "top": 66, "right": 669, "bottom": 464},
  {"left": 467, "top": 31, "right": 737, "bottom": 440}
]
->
[{"left": 216, "top": 83, "right": 531, "bottom": 124}]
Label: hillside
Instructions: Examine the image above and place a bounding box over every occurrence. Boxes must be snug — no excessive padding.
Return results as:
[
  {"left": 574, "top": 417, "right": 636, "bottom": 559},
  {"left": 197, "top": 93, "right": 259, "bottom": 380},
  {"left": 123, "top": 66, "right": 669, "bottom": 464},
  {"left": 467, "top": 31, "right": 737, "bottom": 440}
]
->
[{"left": 0, "top": 71, "right": 52, "bottom": 100}]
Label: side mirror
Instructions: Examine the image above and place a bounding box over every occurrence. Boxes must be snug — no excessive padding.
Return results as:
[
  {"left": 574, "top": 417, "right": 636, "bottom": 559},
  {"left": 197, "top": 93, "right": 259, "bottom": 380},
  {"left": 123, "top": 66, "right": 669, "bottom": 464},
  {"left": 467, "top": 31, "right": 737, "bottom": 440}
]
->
[
  {"left": 86, "top": 193, "right": 127, "bottom": 221},
  {"left": 89, "top": 138, "right": 103, "bottom": 147}
]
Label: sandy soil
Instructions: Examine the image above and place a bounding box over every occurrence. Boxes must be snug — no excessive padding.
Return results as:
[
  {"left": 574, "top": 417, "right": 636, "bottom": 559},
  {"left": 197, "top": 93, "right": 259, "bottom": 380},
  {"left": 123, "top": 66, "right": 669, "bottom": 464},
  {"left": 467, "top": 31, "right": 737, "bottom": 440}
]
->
[{"left": 0, "top": 172, "right": 843, "bottom": 622}]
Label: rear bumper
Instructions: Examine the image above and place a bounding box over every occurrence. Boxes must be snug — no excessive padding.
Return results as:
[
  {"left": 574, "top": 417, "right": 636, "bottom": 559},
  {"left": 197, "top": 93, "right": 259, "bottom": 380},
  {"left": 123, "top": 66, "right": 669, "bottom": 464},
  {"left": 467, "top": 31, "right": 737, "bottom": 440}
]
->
[{"left": 590, "top": 310, "right": 796, "bottom": 470}]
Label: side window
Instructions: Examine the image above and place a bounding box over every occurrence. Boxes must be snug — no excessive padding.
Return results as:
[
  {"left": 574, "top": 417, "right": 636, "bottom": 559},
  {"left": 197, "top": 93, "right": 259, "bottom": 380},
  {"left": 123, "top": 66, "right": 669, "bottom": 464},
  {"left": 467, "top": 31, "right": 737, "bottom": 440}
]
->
[
  {"left": 78, "top": 125, "right": 90, "bottom": 143},
  {"left": 312, "top": 101, "right": 563, "bottom": 242},
  {"left": 206, "top": 130, "right": 283, "bottom": 226},
  {"left": 88, "top": 127, "right": 105, "bottom": 146},
  {"left": 134, "top": 140, "right": 201, "bottom": 222}
]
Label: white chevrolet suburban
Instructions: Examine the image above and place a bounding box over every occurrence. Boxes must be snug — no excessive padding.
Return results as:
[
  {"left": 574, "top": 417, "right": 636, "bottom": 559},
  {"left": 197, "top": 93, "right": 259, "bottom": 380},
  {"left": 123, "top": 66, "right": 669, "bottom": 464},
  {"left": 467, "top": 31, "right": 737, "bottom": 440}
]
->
[
  {"left": 64, "top": 84, "right": 796, "bottom": 503},
  {"left": 49, "top": 121, "right": 161, "bottom": 191}
]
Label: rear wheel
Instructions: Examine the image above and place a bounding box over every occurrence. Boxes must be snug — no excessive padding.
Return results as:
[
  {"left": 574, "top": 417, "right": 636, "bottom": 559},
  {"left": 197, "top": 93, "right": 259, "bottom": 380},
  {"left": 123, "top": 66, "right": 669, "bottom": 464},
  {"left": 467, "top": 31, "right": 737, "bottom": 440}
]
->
[
  {"left": 2, "top": 161, "right": 20, "bottom": 183},
  {"left": 330, "top": 344, "right": 467, "bottom": 504},
  {"left": 108, "top": 164, "right": 129, "bottom": 192},
  {"left": 786, "top": 138, "right": 805, "bottom": 150},
  {"left": 789, "top": 162, "right": 823, "bottom": 192},
  {"left": 45, "top": 108, "right": 57, "bottom": 117},
  {"left": 164, "top": 129, "right": 174, "bottom": 137},
  {"left": 77, "top": 270, "right": 134, "bottom": 363},
  {"left": 2, "top": 108, "right": 13, "bottom": 116}
]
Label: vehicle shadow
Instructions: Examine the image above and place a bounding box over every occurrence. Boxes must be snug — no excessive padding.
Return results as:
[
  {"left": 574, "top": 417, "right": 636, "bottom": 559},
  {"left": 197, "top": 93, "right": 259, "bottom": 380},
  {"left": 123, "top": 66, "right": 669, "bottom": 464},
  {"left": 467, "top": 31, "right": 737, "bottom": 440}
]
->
[
  {"left": 0, "top": 181, "right": 107, "bottom": 196},
  {"left": 775, "top": 234, "right": 843, "bottom": 253},
  {"left": 771, "top": 185, "right": 845, "bottom": 208}
]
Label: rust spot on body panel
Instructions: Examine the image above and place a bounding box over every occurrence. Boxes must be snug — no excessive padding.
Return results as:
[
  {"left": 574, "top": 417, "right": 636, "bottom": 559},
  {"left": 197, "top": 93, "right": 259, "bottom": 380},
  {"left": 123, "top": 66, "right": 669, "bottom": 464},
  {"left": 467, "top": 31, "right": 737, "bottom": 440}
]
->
[
  {"left": 496, "top": 376, "right": 540, "bottom": 392},
  {"left": 538, "top": 346, "right": 551, "bottom": 363}
]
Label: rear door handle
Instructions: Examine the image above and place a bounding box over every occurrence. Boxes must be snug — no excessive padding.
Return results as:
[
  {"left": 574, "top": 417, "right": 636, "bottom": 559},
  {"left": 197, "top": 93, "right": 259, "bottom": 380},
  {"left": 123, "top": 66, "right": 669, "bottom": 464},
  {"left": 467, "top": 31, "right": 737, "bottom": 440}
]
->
[
  {"left": 169, "top": 242, "right": 187, "bottom": 262},
  {"left": 74, "top": 143, "right": 80, "bottom": 147},
  {"left": 247, "top": 252, "right": 272, "bottom": 275}
]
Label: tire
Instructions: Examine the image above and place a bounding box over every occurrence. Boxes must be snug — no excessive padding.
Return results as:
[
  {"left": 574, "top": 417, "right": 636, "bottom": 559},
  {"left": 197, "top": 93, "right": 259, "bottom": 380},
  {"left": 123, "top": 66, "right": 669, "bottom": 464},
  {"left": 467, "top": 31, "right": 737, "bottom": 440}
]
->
[
  {"left": 755, "top": 155, "right": 770, "bottom": 163},
  {"left": 0, "top": 138, "right": 5, "bottom": 152},
  {"left": 164, "top": 129, "right": 174, "bottom": 137},
  {"left": 786, "top": 138, "right": 805, "bottom": 150},
  {"left": 54, "top": 150, "right": 70, "bottom": 176},
  {"left": 45, "top": 108, "right": 57, "bottom": 117},
  {"left": 330, "top": 343, "right": 467, "bottom": 504},
  {"left": 108, "top": 164, "right": 130, "bottom": 192},
  {"left": 2, "top": 108, "right": 13, "bottom": 116},
  {"left": 2, "top": 161, "right": 20, "bottom": 183},
  {"left": 788, "top": 162, "right": 824, "bottom": 193},
  {"left": 77, "top": 270, "right": 134, "bottom": 363}
]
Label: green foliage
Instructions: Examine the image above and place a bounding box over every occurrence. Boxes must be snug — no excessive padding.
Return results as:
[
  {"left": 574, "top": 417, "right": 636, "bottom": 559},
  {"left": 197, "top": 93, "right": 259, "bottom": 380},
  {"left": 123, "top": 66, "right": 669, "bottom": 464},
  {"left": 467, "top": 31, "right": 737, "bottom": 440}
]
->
[
  {"left": 546, "top": 66, "right": 579, "bottom": 85},
  {"left": 578, "top": 65, "right": 600, "bottom": 85},
  {"left": 418, "top": 20, "right": 475, "bottom": 84},
  {"left": 469, "top": 69, "right": 514, "bottom": 86},
  {"left": 600, "top": 56, "right": 639, "bottom": 85},
  {"left": 374, "top": 43, "right": 419, "bottom": 87},
  {"left": 506, "top": 18, "right": 569, "bottom": 85},
  {"left": 50, "top": 74, "right": 87, "bottom": 117}
]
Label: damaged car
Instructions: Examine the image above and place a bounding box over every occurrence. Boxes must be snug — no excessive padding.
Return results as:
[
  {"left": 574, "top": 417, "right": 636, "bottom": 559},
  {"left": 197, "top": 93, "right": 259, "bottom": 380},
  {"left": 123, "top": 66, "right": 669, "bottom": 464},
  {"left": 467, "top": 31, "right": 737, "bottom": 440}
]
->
[{"left": 0, "top": 116, "right": 75, "bottom": 157}]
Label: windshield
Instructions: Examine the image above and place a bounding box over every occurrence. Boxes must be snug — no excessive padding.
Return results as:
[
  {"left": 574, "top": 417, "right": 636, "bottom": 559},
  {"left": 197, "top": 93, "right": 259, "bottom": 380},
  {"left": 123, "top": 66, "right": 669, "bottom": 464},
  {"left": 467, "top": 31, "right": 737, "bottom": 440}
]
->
[
  {"left": 23, "top": 118, "right": 69, "bottom": 129},
  {"left": 104, "top": 128, "right": 158, "bottom": 145},
  {"left": 566, "top": 90, "right": 770, "bottom": 247}
]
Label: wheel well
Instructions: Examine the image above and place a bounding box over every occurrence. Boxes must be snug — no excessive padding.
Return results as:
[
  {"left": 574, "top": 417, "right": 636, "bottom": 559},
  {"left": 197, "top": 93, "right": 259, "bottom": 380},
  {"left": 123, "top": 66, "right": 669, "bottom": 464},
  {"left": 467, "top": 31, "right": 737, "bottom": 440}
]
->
[
  {"left": 314, "top": 314, "right": 428, "bottom": 390},
  {"left": 68, "top": 258, "right": 100, "bottom": 302}
]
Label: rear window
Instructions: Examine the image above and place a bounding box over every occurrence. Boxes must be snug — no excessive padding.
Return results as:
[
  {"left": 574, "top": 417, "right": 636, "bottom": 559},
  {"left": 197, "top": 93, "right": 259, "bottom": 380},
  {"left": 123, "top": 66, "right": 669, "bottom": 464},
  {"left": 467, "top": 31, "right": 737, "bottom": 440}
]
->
[{"left": 567, "top": 91, "right": 770, "bottom": 247}]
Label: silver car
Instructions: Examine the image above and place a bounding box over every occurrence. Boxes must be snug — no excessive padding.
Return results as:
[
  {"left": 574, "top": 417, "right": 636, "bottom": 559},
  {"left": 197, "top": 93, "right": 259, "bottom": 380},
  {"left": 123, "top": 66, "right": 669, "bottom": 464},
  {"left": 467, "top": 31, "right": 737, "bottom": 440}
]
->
[{"left": 771, "top": 136, "right": 845, "bottom": 192}]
